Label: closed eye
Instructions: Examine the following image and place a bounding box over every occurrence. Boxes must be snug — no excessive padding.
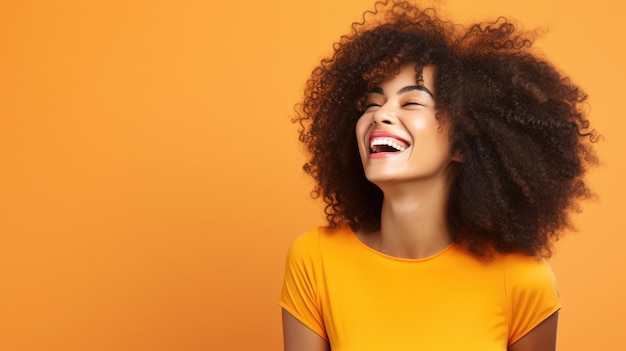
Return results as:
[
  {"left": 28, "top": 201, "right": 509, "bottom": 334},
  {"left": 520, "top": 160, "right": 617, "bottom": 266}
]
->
[
  {"left": 363, "top": 103, "right": 382, "bottom": 112},
  {"left": 402, "top": 101, "right": 424, "bottom": 108}
]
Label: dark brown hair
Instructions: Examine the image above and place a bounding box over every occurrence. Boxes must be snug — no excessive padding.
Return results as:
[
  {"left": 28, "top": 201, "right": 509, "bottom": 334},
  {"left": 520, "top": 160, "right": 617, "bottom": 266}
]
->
[{"left": 294, "top": 0, "right": 597, "bottom": 257}]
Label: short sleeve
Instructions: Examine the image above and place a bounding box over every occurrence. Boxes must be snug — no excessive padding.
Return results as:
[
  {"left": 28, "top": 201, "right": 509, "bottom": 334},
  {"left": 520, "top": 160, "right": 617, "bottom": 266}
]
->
[
  {"left": 505, "top": 256, "right": 561, "bottom": 345},
  {"left": 279, "top": 229, "right": 327, "bottom": 340}
]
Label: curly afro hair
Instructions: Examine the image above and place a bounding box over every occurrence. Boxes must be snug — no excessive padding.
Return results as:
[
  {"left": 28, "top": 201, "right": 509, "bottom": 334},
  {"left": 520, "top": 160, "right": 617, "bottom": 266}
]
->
[{"left": 293, "top": 0, "right": 598, "bottom": 258}]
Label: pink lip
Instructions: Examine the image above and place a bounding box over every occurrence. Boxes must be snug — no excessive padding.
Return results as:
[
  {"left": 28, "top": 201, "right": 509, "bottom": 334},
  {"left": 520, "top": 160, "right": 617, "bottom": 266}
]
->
[{"left": 369, "top": 152, "right": 397, "bottom": 159}]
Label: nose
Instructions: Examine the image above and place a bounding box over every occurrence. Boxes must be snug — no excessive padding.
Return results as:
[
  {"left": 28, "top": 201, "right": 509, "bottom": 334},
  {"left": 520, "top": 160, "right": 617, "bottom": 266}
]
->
[{"left": 372, "top": 104, "right": 397, "bottom": 125}]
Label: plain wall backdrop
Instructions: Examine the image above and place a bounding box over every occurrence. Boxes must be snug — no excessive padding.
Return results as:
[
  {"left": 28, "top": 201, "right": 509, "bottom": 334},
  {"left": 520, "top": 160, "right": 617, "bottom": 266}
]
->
[{"left": 1, "top": 0, "right": 624, "bottom": 350}]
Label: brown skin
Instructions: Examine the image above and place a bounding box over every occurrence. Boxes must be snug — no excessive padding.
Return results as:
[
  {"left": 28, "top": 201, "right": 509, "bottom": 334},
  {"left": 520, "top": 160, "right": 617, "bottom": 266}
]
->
[
  {"left": 282, "top": 309, "right": 559, "bottom": 351},
  {"left": 282, "top": 309, "right": 329, "bottom": 351},
  {"left": 509, "top": 312, "right": 559, "bottom": 351},
  {"left": 354, "top": 65, "right": 457, "bottom": 260}
]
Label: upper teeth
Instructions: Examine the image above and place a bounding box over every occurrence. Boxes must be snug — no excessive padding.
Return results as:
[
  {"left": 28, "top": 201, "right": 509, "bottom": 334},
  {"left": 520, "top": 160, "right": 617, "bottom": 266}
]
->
[{"left": 370, "top": 138, "right": 406, "bottom": 152}]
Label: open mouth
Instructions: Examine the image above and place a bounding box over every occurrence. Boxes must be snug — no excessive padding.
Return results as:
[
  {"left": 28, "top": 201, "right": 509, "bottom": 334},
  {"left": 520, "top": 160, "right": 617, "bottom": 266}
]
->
[{"left": 370, "top": 137, "right": 408, "bottom": 154}]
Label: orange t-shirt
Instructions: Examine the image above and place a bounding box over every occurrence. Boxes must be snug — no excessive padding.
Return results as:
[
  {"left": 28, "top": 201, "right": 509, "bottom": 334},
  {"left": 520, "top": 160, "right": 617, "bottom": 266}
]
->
[{"left": 279, "top": 226, "right": 560, "bottom": 350}]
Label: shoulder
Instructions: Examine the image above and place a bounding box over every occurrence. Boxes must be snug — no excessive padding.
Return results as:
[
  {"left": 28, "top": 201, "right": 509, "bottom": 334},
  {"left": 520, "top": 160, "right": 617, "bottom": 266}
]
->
[
  {"left": 286, "top": 226, "right": 353, "bottom": 262},
  {"left": 288, "top": 226, "right": 352, "bottom": 253},
  {"left": 501, "top": 254, "right": 559, "bottom": 294},
  {"left": 288, "top": 227, "right": 321, "bottom": 253}
]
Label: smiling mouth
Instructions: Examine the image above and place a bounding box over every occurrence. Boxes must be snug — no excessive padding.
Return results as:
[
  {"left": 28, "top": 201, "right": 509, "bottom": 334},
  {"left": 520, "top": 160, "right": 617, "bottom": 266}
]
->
[{"left": 370, "top": 137, "right": 408, "bottom": 154}]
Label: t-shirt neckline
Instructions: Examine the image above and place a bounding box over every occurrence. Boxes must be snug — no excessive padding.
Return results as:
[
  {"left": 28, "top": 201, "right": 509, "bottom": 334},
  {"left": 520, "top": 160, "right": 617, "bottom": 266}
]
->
[{"left": 348, "top": 228, "right": 456, "bottom": 263}]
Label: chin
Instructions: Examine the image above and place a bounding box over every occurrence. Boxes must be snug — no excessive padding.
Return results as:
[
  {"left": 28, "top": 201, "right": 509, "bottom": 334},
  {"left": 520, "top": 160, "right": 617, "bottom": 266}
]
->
[{"left": 364, "top": 173, "right": 402, "bottom": 185}]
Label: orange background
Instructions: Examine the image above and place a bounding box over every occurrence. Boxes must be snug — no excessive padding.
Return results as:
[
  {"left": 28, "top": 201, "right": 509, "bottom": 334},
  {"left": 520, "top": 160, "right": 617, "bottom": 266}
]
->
[{"left": 1, "top": 0, "right": 624, "bottom": 350}]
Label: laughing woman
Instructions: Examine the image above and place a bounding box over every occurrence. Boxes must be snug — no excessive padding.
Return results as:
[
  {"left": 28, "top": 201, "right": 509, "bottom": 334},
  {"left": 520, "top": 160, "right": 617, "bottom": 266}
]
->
[{"left": 280, "top": 1, "right": 597, "bottom": 350}]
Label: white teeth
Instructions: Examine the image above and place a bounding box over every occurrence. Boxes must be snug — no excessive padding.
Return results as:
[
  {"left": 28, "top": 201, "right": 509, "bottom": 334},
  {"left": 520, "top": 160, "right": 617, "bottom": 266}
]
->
[{"left": 370, "top": 138, "right": 407, "bottom": 152}]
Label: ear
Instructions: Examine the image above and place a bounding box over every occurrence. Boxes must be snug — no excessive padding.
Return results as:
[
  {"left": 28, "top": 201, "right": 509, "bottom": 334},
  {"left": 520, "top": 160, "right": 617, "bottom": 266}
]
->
[
  {"left": 451, "top": 148, "right": 464, "bottom": 163},
  {"left": 437, "top": 115, "right": 464, "bottom": 163}
]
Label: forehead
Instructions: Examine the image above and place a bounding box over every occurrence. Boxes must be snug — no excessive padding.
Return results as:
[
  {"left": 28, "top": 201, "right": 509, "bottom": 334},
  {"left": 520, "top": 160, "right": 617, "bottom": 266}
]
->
[{"left": 372, "top": 65, "right": 436, "bottom": 93}]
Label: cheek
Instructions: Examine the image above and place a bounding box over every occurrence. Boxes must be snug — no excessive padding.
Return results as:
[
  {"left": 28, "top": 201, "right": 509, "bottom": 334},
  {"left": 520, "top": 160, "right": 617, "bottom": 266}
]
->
[
  {"left": 408, "top": 118, "right": 452, "bottom": 152},
  {"left": 408, "top": 117, "right": 428, "bottom": 131}
]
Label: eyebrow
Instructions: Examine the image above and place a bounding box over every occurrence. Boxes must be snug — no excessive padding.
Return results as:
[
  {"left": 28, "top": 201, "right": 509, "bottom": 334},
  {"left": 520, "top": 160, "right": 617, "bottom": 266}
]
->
[{"left": 370, "top": 85, "right": 435, "bottom": 99}]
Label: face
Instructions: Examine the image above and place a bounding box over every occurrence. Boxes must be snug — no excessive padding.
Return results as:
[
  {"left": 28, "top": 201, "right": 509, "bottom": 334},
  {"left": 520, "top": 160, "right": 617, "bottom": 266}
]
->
[{"left": 355, "top": 64, "right": 456, "bottom": 186}]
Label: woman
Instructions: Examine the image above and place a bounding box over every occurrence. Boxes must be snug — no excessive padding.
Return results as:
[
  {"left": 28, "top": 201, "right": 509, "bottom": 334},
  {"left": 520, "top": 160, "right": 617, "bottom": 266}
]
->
[{"left": 280, "top": 1, "right": 597, "bottom": 350}]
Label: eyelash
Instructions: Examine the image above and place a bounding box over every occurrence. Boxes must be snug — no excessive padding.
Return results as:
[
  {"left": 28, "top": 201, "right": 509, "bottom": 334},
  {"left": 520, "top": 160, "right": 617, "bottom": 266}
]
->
[
  {"left": 403, "top": 101, "right": 423, "bottom": 107},
  {"left": 364, "top": 101, "right": 423, "bottom": 109},
  {"left": 359, "top": 103, "right": 381, "bottom": 113},
  {"left": 360, "top": 98, "right": 426, "bottom": 114}
]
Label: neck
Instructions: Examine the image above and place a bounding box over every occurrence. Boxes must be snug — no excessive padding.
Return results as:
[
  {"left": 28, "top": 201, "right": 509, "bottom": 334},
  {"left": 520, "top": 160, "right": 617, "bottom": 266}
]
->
[{"left": 368, "top": 172, "right": 455, "bottom": 259}]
